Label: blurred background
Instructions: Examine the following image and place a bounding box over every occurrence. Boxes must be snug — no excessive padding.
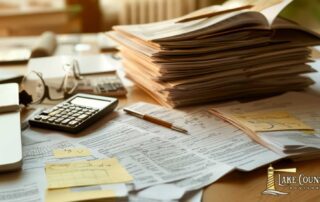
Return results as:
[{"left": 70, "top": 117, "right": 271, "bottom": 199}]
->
[{"left": 0, "top": 0, "right": 319, "bottom": 36}]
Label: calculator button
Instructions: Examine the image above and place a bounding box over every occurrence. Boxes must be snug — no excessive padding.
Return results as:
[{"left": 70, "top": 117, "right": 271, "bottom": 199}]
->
[
  {"left": 34, "top": 115, "right": 42, "bottom": 120},
  {"left": 78, "top": 114, "right": 88, "bottom": 120},
  {"left": 61, "top": 119, "right": 71, "bottom": 125},
  {"left": 41, "top": 116, "right": 49, "bottom": 121},
  {"left": 48, "top": 117, "right": 56, "bottom": 122},
  {"left": 41, "top": 110, "right": 52, "bottom": 115},
  {"left": 68, "top": 121, "right": 78, "bottom": 127},
  {"left": 54, "top": 118, "right": 64, "bottom": 124},
  {"left": 54, "top": 114, "right": 62, "bottom": 118},
  {"left": 51, "top": 107, "right": 58, "bottom": 110},
  {"left": 49, "top": 110, "right": 61, "bottom": 116}
]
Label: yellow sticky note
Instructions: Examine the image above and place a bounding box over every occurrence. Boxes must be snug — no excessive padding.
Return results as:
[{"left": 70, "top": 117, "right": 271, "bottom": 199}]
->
[
  {"left": 53, "top": 148, "right": 91, "bottom": 158},
  {"left": 233, "top": 111, "right": 314, "bottom": 132},
  {"left": 46, "top": 188, "right": 115, "bottom": 202},
  {"left": 46, "top": 158, "right": 133, "bottom": 189}
]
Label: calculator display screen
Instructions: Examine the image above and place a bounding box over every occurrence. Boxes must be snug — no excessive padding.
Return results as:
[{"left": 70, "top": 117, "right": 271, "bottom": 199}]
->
[{"left": 70, "top": 97, "right": 110, "bottom": 109}]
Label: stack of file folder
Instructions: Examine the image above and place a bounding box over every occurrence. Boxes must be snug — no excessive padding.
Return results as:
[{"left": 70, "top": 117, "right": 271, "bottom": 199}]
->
[
  {"left": 210, "top": 92, "right": 320, "bottom": 161},
  {"left": 108, "top": 0, "right": 320, "bottom": 107}
]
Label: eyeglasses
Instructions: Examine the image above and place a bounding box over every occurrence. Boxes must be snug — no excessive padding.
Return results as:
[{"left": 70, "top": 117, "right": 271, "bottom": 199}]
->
[{"left": 20, "top": 59, "right": 83, "bottom": 105}]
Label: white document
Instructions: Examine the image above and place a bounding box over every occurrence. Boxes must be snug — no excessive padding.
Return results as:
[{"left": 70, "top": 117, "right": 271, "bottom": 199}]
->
[
  {"left": 122, "top": 102, "right": 282, "bottom": 171},
  {"left": 136, "top": 164, "right": 233, "bottom": 201},
  {"left": 15, "top": 101, "right": 283, "bottom": 200},
  {"left": 181, "top": 189, "right": 203, "bottom": 202},
  {"left": 113, "top": 0, "right": 292, "bottom": 41},
  {"left": 137, "top": 184, "right": 186, "bottom": 201},
  {"left": 76, "top": 102, "right": 281, "bottom": 191},
  {"left": 0, "top": 169, "right": 46, "bottom": 202},
  {"left": 22, "top": 139, "right": 101, "bottom": 170},
  {"left": 0, "top": 169, "right": 128, "bottom": 202},
  {"left": 78, "top": 121, "right": 222, "bottom": 189},
  {"left": 22, "top": 129, "right": 50, "bottom": 146}
]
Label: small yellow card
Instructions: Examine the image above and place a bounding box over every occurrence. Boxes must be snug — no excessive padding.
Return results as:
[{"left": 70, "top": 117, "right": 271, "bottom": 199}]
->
[
  {"left": 53, "top": 148, "right": 91, "bottom": 158},
  {"left": 46, "top": 158, "right": 133, "bottom": 189},
  {"left": 233, "top": 111, "right": 314, "bottom": 132},
  {"left": 46, "top": 188, "right": 115, "bottom": 202}
]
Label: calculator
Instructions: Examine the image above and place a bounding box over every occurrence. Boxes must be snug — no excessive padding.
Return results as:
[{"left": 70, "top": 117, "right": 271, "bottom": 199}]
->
[
  {"left": 29, "top": 94, "right": 118, "bottom": 133},
  {"left": 75, "top": 74, "right": 127, "bottom": 97}
]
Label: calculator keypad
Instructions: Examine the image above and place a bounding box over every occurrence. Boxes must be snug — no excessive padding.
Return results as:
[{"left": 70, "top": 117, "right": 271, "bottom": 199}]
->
[{"left": 35, "top": 103, "right": 98, "bottom": 128}]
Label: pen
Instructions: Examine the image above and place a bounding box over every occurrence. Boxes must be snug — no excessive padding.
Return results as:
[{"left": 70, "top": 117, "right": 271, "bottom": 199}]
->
[{"left": 123, "top": 108, "right": 188, "bottom": 134}]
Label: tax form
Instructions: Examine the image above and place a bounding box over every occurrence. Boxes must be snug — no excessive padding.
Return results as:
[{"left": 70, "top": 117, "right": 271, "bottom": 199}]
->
[
  {"left": 22, "top": 140, "right": 101, "bottom": 170},
  {"left": 0, "top": 169, "right": 46, "bottom": 202},
  {"left": 118, "top": 102, "right": 282, "bottom": 170},
  {"left": 7, "top": 101, "right": 283, "bottom": 201},
  {"left": 77, "top": 102, "right": 282, "bottom": 190}
]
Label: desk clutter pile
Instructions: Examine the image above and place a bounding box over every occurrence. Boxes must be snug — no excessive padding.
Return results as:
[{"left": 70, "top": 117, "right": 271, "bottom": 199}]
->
[
  {"left": 4, "top": 91, "right": 320, "bottom": 202},
  {"left": 2, "top": 1, "right": 320, "bottom": 202},
  {"left": 108, "top": 0, "right": 320, "bottom": 107}
]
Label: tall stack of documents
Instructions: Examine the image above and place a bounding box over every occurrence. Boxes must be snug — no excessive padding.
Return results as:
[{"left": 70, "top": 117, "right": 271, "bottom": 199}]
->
[
  {"left": 210, "top": 92, "right": 320, "bottom": 160},
  {"left": 108, "top": 0, "right": 320, "bottom": 107}
]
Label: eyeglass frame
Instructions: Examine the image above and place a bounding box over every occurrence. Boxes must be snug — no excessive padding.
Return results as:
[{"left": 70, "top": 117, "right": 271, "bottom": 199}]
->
[{"left": 21, "top": 59, "right": 83, "bottom": 105}]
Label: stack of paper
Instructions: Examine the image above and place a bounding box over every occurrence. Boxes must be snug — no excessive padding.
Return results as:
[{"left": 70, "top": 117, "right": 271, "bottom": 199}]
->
[
  {"left": 108, "top": 0, "right": 320, "bottom": 107},
  {"left": 210, "top": 92, "right": 320, "bottom": 160}
]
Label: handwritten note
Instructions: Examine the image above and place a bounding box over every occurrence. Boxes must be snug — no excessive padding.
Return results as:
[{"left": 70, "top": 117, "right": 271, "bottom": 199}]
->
[
  {"left": 53, "top": 148, "right": 91, "bottom": 158},
  {"left": 46, "top": 158, "right": 133, "bottom": 189},
  {"left": 233, "top": 111, "right": 314, "bottom": 132}
]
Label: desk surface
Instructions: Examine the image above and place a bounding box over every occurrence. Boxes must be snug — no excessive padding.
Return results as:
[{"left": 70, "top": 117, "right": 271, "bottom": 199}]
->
[{"left": 1, "top": 35, "right": 320, "bottom": 202}]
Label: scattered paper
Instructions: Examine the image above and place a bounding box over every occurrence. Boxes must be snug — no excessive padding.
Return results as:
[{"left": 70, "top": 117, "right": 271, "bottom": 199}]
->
[
  {"left": 0, "top": 169, "right": 46, "bottom": 202},
  {"left": 46, "top": 158, "right": 133, "bottom": 189},
  {"left": 46, "top": 189, "right": 115, "bottom": 202},
  {"left": 22, "top": 140, "right": 98, "bottom": 170},
  {"left": 233, "top": 111, "right": 314, "bottom": 132},
  {"left": 53, "top": 148, "right": 91, "bottom": 158}
]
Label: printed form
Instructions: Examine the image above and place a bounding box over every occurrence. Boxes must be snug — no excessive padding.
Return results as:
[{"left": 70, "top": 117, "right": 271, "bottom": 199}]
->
[
  {"left": 5, "top": 101, "right": 284, "bottom": 201},
  {"left": 77, "top": 102, "right": 282, "bottom": 190}
]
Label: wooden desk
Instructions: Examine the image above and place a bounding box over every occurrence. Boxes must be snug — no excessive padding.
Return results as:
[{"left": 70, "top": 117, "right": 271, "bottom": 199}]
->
[{"left": 1, "top": 35, "right": 320, "bottom": 202}]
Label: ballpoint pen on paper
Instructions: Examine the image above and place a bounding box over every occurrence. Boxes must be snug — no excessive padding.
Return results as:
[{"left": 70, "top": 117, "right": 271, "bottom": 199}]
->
[{"left": 123, "top": 108, "right": 188, "bottom": 134}]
